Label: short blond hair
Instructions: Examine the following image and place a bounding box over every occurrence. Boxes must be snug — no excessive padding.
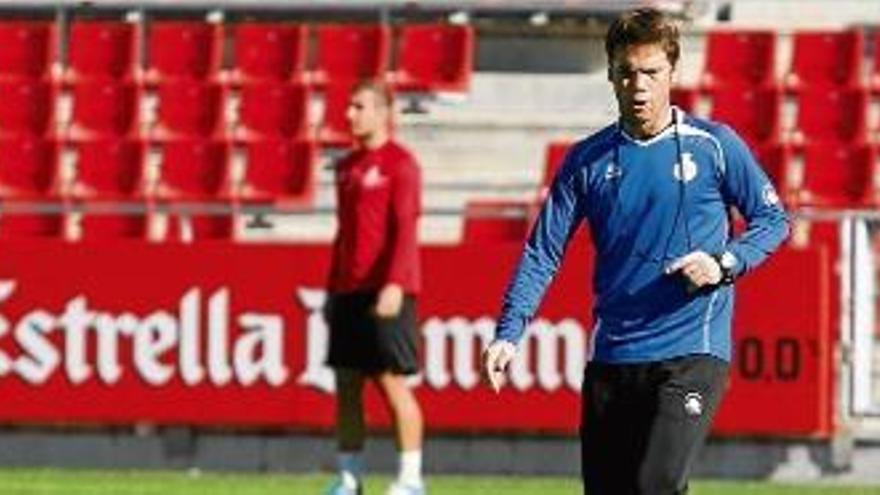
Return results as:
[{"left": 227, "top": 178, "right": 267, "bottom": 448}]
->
[{"left": 351, "top": 79, "right": 394, "bottom": 109}]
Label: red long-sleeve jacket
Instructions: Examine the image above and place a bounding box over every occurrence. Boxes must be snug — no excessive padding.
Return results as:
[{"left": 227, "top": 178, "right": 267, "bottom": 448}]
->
[{"left": 328, "top": 140, "right": 422, "bottom": 294}]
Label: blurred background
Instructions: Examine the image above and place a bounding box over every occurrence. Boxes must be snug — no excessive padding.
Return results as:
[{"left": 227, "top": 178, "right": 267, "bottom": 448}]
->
[{"left": 0, "top": 0, "right": 878, "bottom": 489}]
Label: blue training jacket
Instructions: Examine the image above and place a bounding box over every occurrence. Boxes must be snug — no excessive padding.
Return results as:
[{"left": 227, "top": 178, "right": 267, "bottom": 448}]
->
[{"left": 495, "top": 109, "right": 790, "bottom": 363}]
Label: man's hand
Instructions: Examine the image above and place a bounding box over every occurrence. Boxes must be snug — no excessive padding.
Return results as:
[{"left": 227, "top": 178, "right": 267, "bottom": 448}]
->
[
  {"left": 375, "top": 283, "right": 404, "bottom": 318},
  {"left": 665, "top": 251, "right": 721, "bottom": 291},
  {"left": 481, "top": 340, "right": 517, "bottom": 393}
]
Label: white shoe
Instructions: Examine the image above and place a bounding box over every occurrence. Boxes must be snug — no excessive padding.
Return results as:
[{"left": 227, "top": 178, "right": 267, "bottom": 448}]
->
[
  {"left": 325, "top": 477, "right": 363, "bottom": 495},
  {"left": 386, "top": 481, "right": 426, "bottom": 495}
]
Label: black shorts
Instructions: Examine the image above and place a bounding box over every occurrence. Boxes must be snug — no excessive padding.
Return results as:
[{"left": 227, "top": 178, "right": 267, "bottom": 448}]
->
[
  {"left": 581, "top": 354, "right": 729, "bottom": 495},
  {"left": 326, "top": 291, "right": 419, "bottom": 375}
]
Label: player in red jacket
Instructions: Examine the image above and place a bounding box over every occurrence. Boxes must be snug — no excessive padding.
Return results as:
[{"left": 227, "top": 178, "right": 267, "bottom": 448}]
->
[{"left": 324, "top": 80, "right": 425, "bottom": 495}]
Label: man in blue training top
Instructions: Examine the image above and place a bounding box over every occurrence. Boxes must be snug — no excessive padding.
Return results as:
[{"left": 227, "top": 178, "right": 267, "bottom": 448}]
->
[{"left": 482, "top": 8, "right": 789, "bottom": 495}]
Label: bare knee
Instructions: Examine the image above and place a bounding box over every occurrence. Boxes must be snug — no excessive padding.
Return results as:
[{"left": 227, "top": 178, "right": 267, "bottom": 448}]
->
[{"left": 374, "top": 373, "right": 422, "bottom": 419}]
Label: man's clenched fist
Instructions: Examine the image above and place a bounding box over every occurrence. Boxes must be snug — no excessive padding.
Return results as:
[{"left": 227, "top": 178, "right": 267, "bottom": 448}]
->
[
  {"left": 665, "top": 250, "right": 722, "bottom": 290},
  {"left": 481, "top": 340, "right": 517, "bottom": 393}
]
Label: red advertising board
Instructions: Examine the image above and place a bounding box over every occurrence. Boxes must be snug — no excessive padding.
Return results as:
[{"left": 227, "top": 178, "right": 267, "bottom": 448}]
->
[
  {"left": 714, "top": 245, "right": 834, "bottom": 437},
  {"left": 0, "top": 240, "right": 833, "bottom": 438}
]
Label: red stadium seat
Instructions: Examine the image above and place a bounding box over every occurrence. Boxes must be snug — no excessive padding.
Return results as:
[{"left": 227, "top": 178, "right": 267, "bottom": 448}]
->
[
  {"left": 709, "top": 86, "right": 781, "bottom": 148},
  {"left": 144, "top": 21, "right": 222, "bottom": 84},
  {"left": 0, "top": 137, "right": 61, "bottom": 200},
  {"left": 793, "top": 143, "right": 876, "bottom": 208},
  {"left": 152, "top": 81, "right": 225, "bottom": 140},
  {"left": 392, "top": 24, "right": 474, "bottom": 93},
  {"left": 787, "top": 29, "right": 864, "bottom": 90},
  {"left": 318, "top": 81, "right": 355, "bottom": 147},
  {"left": 700, "top": 29, "right": 776, "bottom": 89},
  {"left": 0, "top": 212, "right": 67, "bottom": 239},
  {"left": 153, "top": 139, "right": 232, "bottom": 202},
  {"left": 0, "top": 21, "right": 55, "bottom": 81},
  {"left": 0, "top": 137, "right": 66, "bottom": 240},
  {"left": 165, "top": 213, "right": 236, "bottom": 242},
  {"left": 230, "top": 22, "right": 308, "bottom": 85},
  {"left": 793, "top": 86, "right": 869, "bottom": 144},
  {"left": 0, "top": 80, "right": 55, "bottom": 138},
  {"left": 754, "top": 143, "right": 792, "bottom": 202},
  {"left": 312, "top": 24, "right": 390, "bottom": 87},
  {"left": 670, "top": 86, "right": 699, "bottom": 113},
  {"left": 462, "top": 199, "right": 537, "bottom": 243},
  {"left": 787, "top": 218, "right": 840, "bottom": 257},
  {"left": 238, "top": 139, "right": 316, "bottom": 206},
  {"left": 541, "top": 140, "right": 573, "bottom": 198},
  {"left": 68, "top": 80, "right": 141, "bottom": 140},
  {"left": 69, "top": 139, "right": 146, "bottom": 200},
  {"left": 79, "top": 212, "right": 149, "bottom": 240},
  {"left": 65, "top": 20, "right": 138, "bottom": 83},
  {"left": 235, "top": 82, "right": 310, "bottom": 141}
]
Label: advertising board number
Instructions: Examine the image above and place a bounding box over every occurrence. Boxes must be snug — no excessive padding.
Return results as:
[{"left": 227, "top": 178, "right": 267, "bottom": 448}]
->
[{"left": 737, "top": 336, "right": 803, "bottom": 382}]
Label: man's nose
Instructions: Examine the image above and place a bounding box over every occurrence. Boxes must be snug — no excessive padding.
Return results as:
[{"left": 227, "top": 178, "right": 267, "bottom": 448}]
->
[{"left": 631, "top": 72, "right": 651, "bottom": 89}]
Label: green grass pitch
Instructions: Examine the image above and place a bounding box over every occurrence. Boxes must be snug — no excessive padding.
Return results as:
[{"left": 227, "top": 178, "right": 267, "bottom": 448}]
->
[{"left": 0, "top": 470, "right": 878, "bottom": 495}]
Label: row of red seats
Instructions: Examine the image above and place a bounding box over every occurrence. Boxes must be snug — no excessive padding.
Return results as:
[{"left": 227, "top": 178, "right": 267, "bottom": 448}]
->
[
  {"left": 543, "top": 140, "right": 880, "bottom": 211},
  {"left": 0, "top": 137, "right": 316, "bottom": 206},
  {"left": 467, "top": 28, "right": 880, "bottom": 241},
  {"left": 0, "top": 209, "right": 238, "bottom": 242},
  {"left": 461, "top": 200, "right": 539, "bottom": 244},
  {"left": 757, "top": 142, "right": 879, "bottom": 210},
  {"left": 462, "top": 137, "right": 880, "bottom": 244},
  {"left": 671, "top": 84, "right": 878, "bottom": 149},
  {"left": 699, "top": 28, "right": 876, "bottom": 91},
  {"left": 0, "top": 79, "right": 363, "bottom": 147},
  {"left": 0, "top": 20, "right": 474, "bottom": 93},
  {"left": 461, "top": 140, "right": 565, "bottom": 243}
]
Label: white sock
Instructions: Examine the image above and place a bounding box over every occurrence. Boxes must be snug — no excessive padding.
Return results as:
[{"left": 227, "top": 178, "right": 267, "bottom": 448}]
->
[
  {"left": 338, "top": 452, "right": 363, "bottom": 488},
  {"left": 397, "top": 450, "right": 423, "bottom": 487}
]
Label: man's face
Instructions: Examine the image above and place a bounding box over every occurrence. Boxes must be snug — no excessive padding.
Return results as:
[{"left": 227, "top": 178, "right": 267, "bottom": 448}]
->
[
  {"left": 609, "top": 43, "right": 676, "bottom": 138},
  {"left": 346, "top": 88, "right": 388, "bottom": 139}
]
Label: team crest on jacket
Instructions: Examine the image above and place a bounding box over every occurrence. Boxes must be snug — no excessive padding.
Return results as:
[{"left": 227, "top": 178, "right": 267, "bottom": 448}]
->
[
  {"left": 604, "top": 162, "right": 622, "bottom": 180},
  {"left": 683, "top": 391, "right": 703, "bottom": 417},
  {"left": 762, "top": 184, "right": 780, "bottom": 206},
  {"left": 362, "top": 165, "right": 387, "bottom": 188},
  {"left": 673, "top": 153, "right": 698, "bottom": 183}
]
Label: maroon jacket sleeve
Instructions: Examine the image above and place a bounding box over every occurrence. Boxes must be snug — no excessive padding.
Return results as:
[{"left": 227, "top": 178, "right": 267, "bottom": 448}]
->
[
  {"left": 326, "top": 160, "right": 346, "bottom": 292},
  {"left": 385, "top": 153, "right": 421, "bottom": 288}
]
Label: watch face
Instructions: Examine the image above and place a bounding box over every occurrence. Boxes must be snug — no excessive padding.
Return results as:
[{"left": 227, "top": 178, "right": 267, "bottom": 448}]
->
[{"left": 720, "top": 251, "right": 737, "bottom": 270}]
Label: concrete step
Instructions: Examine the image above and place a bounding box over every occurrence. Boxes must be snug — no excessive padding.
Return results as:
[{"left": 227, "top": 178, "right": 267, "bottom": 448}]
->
[{"left": 238, "top": 211, "right": 466, "bottom": 244}]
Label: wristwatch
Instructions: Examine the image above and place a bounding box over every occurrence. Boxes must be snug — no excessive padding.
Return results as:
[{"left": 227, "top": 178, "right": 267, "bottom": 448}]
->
[{"left": 712, "top": 251, "right": 738, "bottom": 285}]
